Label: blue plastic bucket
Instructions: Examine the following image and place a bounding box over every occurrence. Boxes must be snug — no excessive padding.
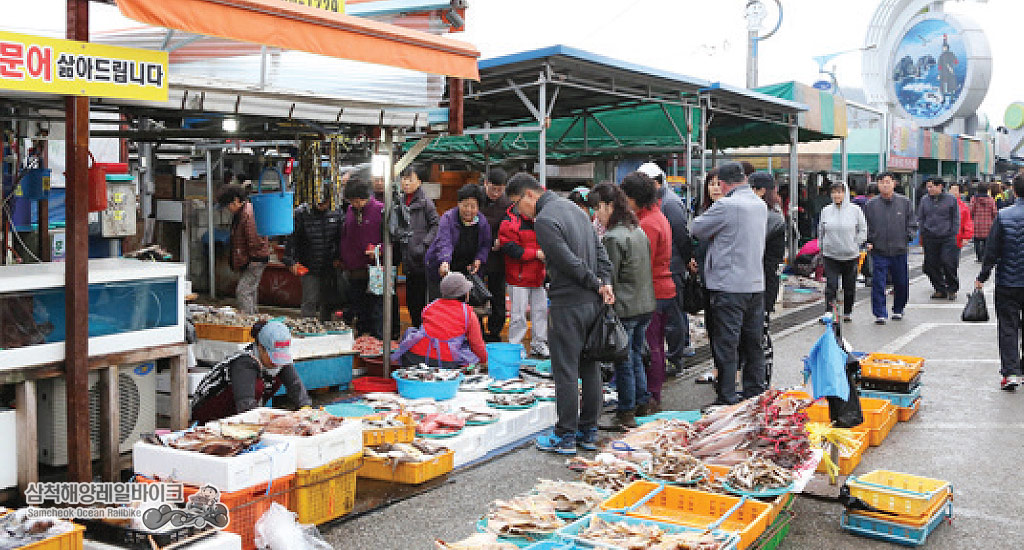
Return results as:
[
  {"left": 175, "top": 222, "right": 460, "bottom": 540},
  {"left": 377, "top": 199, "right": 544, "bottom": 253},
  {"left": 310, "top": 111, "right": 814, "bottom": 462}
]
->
[
  {"left": 392, "top": 372, "right": 463, "bottom": 400},
  {"left": 486, "top": 343, "right": 523, "bottom": 380},
  {"left": 250, "top": 167, "right": 294, "bottom": 236},
  {"left": 18, "top": 168, "right": 50, "bottom": 201}
]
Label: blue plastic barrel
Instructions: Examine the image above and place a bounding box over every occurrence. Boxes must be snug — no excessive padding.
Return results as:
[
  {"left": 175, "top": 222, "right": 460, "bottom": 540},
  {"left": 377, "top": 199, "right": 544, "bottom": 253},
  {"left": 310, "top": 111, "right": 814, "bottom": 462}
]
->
[
  {"left": 486, "top": 343, "right": 523, "bottom": 380},
  {"left": 249, "top": 167, "right": 294, "bottom": 236},
  {"left": 18, "top": 168, "right": 50, "bottom": 200}
]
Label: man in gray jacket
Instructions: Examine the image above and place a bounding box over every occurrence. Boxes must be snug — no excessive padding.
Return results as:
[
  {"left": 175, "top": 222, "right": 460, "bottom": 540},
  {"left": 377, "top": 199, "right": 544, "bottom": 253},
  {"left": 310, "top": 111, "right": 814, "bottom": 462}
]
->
[
  {"left": 507, "top": 173, "right": 614, "bottom": 455},
  {"left": 918, "top": 178, "right": 961, "bottom": 300},
  {"left": 863, "top": 173, "right": 917, "bottom": 324},
  {"left": 691, "top": 162, "right": 768, "bottom": 405},
  {"left": 639, "top": 163, "right": 695, "bottom": 375}
]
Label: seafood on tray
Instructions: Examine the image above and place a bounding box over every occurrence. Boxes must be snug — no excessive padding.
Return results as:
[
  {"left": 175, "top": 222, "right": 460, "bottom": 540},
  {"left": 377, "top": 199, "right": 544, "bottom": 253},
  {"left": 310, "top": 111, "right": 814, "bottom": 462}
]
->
[
  {"left": 353, "top": 335, "right": 398, "bottom": 355},
  {"left": 250, "top": 408, "right": 348, "bottom": 436},
  {"left": 487, "top": 378, "right": 535, "bottom": 392},
  {"left": 458, "top": 407, "right": 500, "bottom": 425},
  {"left": 568, "top": 455, "right": 642, "bottom": 492},
  {"left": 148, "top": 425, "right": 262, "bottom": 457},
  {"left": 533, "top": 383, "right": 556, "bottom": 400},
  {"left": 725, "top": 456, "right": 793, "bottom": 492},
  {"left": 415, "top": 413, "right": 466, "bottom": 435},
  {"left": 612, "top": 419, "right": 693, "bottom": 456},
  {"left": 460, "top": 374, "right": 494, "bottom": 391},
  {"left": 434, "top": 533, "right": 518, "bottom": 550},
  {"left": 577, "top": 516, "right": 728, "bottom": 550},
  {"left": 486, "top": 393, "right": 537, "bottom": 407},
  {"left": 363, "top": 393, "right": 408, "bottom": 412},
  {"left": 531, "top": 479, "right": 605, "bottom": 516},
  {"left": 395, "top": 365, "right": 462, "bottom": 382},
  {"left": 482, "top": 495, "right": 566, "bottom": 537},
  {"left": 643, "top": 450, "right": 710, "bottom": 485},
  {"left": 361, "top": 413, "right": 411, "bottom": 430},
  {"left": 0, "top": 509, "right": 77, "bottom": 550},
  {"left": 364, "top": 440, "right": 448, "bottom": 462}
]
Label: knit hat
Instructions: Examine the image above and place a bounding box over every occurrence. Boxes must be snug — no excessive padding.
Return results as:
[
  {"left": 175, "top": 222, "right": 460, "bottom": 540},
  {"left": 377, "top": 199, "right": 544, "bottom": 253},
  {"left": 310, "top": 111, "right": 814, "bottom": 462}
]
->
[
  {"left": 257, "top": 321, "right": 293, "bottom": 366},
  {"left": 749, "top": 172, "right": 776, "bottom": 190},
  {"left": 440, "top": 272, "right": 473, "bottom": 299}
]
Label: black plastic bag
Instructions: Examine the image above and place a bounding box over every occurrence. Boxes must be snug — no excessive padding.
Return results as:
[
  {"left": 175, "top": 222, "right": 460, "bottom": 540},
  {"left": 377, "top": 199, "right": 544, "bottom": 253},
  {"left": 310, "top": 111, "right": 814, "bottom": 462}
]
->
[
  {"left": 828, "top": 346, "right": 864, "bottom": 428},
  {"left": 467, "top": 272, "right": 492, "bottom": 307},
  {"left": 584, "top": 304, "right": 629, "bottom": 363},
  {"left": 682, "top": 273, "right": 705, "bottom": 315},
  {"left": 961, "top": 289, "right": 989, "bottom": 322},
  {"left": 389, "top": 187, "right": 413, "bottom": 244}
]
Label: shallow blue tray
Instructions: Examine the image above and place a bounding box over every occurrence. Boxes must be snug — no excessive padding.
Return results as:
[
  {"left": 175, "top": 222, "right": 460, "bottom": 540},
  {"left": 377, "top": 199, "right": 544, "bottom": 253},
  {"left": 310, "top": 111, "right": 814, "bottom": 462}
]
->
[
  {"left": 636, "top": 410, "right": 702, "bottom": 424},
  {"left": 840, "top": 500, "right": 952, "bottom": 547}
]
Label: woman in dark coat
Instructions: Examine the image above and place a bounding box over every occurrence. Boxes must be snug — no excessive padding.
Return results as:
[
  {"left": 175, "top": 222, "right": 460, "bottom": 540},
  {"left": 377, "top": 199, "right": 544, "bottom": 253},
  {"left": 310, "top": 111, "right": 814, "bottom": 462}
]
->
[
  {"left": 425, "top": 184, "right": 491, "bottom": 299},
  {"left": 399, "top": 164, "right": 440, "bottom": 327}
]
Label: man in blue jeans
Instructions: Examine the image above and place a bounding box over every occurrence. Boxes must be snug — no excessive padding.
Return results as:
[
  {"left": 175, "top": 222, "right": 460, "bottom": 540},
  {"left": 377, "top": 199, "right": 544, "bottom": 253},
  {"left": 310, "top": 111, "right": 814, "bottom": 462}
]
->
[{"left": 862, "top": 173, "right": 917, "bottom": 324}]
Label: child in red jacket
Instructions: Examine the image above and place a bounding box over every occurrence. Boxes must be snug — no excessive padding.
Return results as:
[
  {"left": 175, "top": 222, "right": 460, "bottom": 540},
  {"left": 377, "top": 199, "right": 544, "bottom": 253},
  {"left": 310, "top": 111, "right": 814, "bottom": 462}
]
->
[{"left": 498, "top": 205, "right": 549, "bottom": 358}]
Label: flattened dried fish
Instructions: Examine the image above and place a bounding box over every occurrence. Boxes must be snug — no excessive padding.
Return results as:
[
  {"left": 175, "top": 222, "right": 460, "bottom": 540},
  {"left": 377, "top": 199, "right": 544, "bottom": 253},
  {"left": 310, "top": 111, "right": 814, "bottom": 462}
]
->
[{"left": 725, "top": 456, "right": 793, "bottom": 492}]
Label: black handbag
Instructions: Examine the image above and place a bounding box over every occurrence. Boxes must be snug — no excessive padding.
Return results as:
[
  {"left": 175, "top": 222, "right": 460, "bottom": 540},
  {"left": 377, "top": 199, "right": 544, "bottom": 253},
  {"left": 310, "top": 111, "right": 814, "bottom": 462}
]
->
[
  {"left": 467, "top": 272, "right": 492, "bottom": 307},
  {"left": 682, "top": 272, "right": 705, "bottom": 315},
  {"left": 584, "top": 304, "right": 630, "bottom": 363},
  {"left": 961, "top": 289, "right": 989, "bottom": 322}
]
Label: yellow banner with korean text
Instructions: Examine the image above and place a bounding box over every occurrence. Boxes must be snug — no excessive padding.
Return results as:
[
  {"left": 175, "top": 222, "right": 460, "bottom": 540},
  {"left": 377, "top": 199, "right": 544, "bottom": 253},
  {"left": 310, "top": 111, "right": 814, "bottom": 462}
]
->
[
  {"left": 280, "top": 0, "right": 345, "bottom": 14},
  {"left": 0, "top": 31, "right": 168, "bottom": 101}
]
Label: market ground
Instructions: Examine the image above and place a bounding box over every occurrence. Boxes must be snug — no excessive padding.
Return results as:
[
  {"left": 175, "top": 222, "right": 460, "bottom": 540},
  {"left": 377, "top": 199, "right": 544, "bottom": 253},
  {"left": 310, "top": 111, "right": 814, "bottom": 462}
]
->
[{"left": 325, "top": 250, "right": 1024, "bottom": 549}]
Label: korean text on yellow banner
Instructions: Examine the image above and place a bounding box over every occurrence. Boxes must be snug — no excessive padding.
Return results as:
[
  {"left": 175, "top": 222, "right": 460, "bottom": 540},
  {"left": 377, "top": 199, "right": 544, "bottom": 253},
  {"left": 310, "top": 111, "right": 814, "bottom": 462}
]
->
[
  {"left": 0, "top": 31, "right": 168, "bottom": 101},
  {"left": 280, "top": 0, "right": 345, "bottom": 14}
]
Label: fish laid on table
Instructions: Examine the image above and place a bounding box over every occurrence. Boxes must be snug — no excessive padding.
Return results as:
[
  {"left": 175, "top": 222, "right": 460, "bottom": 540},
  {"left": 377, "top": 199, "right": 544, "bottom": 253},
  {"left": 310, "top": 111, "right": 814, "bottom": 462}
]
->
[
  {"left": 488, "top": 378, "right": 535, "bottom": 392},
  {"left": 568, "top": 455, "right": 641, "bottom": 492},
  {"left": 487, "top": 393, "right": 536, "bottom": 407},
  {"left": 364, "top": 440, "right": 448, "bottom": 462},
  {"left": 644, "top": 450, "right": 710, "bottom": 484},
  {"left": 725, "top": 456, "right": 793, "bottom": 492},
  {"left": 166, "top": 427, "right": 260, "bottom": 457},
  {"left": 460, "top": 374, "right": 494, "bottom": 391},
  {"left": 458, "top": 407, "right": 500, "bottom": 424},
  {"left": 434, "top": 533, "right": 518, "bottom": 550},
  {"left": 532, "top": 479, "right": 605, "bottom": 516},
  {"left": 483, "top": 495, "right": 565, "bottom": 537},
  {"left": 361, "top": 412, "right": 410, "bottom": 429},
  {"left": 396, "top": 365, "right": 462, "bottom": 382},
  {"left": 416, "top": 413, "right": 466, "bottom": 435},
  {"left": 577, "top": 516, "right": 727, "bottom": 550},
  {"left": 254, "top": 408, "right": 347, "bottom": 436}
]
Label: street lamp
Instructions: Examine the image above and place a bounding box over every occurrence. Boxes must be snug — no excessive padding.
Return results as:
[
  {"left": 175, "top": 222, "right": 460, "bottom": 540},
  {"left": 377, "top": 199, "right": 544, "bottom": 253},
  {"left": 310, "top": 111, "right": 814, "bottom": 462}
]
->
[{"left": 745, "top": 0, "right": 783, "bottom": 89}]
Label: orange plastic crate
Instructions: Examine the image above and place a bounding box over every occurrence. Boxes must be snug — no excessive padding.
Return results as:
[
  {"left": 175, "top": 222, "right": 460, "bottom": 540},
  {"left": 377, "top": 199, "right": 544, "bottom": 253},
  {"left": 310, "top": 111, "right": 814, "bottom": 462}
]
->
[
  {"left": 854, "top": 409, "right": 897, "bottom": 447},
  {"left": 193, "top": 323, "right": 253, "bottom": 343},
  {"left": 362, "top": 414, "right": 416, "bottom": 447},
  {"left": 292, "top": 452, "right": 360, "bottom": 525},
  {"left": 600, "top": 481, "right": 773, "bottom": 550},
  {"left": 20, "top": 524, "right": 84, "bottom": 550},
  {"left": 705, "top": 465, "right": 792, "bottom": 526},
  {"left": 137, "top": 475, "right": 293, "bottom": 550},
  {"left": 815, "top": 430, "right": 868, "bottom": 476},
  {"left": 898, "top": 399, "right": 921, "bottom": 422},
  {"left": 860, "top": 353, "right": 924, "bottom": 383},
  {"left": 358, "top": 448, "right": 454, "bottom": 484},
  {"left": 848, "top": 492, "right": 951, "bottom": 528}
]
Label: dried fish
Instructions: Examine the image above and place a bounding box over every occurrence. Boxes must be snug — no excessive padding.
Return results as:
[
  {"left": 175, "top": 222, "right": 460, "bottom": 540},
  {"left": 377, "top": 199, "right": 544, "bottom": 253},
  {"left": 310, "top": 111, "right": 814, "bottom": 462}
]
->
[
  {"left": 483, "top": 495, "right": 565, "bottom": 537},
  {"left": 434, "top": 533, "right": 518, "bottom": 550},
  {"left": 531, "top": 480, "right": 605, "bottom": 516},
  {"left": 487, "top": 378, "right": 536, "bottom": 392},
  {"left": 643, "top": 450, "right": 710, "bottom": 485},
  {"left": 458, "top": 407, "right": 500, "bottom": 424},
  {"left": 568, "top": 456, "right": 641, "bottom": 492},
  {"left": 395, "top": 365, "right": 462, "bottom": 382},
  {"left": 486, "top": 394, "right": 537, "bottom": 407},
  {"left": 0, "top": 509, "right": 76, "bottom": 550},
  {"left": 725, "top": 456, "right": 793, "bottom": 492},
  {"left": 365, "top": 440, "right": 448, "bottom": 462},
  {"left": 252, "top": 408, "right": 347, "bottom": 436},
  {"left": 460, "top": 374, "right": 495, "bottom": 392},
  {"left": 577, "top": 516, "right": 727, "bottom": 550},
  {"left": 168, "top": 427, "right": 259, "bottom": 457}
]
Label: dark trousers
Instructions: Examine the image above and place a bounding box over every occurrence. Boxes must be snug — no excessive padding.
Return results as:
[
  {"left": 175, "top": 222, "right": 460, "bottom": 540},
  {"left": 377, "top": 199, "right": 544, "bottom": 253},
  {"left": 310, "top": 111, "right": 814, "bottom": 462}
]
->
[
  {"left": 300, "top": 269, "right": 340, "bottom": 320},
  {"left": 483, "top": 270, "right": 507, "bottom": 338},
  {"left": 995, "top": 286, "right": 1024, "bottom": 377},
  {"left": 870, "top": 253, "right": 909, "bottom": 319},
  {"left": 665, "top": 274, "right": 691, "bottom": 362},
  {"left": 644, "top": 298, "right": 673, "bottom": 403},
  {"left": 709, "top": 291, "right": 766, "bottom": 404},
  {"left": 405, "top": 271, "right": 428, "bottom": 328},
  {"left": 823, "top": 257, "right": 859, "bottom": 315},
  {"left": 974, "top": 238, "right": 987, "bottom": 262},
  {"left": 922, "top": 236, "right": 960, "bottom": 294},
  {"left": 347, "top": 276, "right": 383, "bottom": 339},
  {"left": 550, "top": 300, "right": 604, "bottom": 437},
  {"left": 615, "top": 313, "right": 652, "bottom": 412}
]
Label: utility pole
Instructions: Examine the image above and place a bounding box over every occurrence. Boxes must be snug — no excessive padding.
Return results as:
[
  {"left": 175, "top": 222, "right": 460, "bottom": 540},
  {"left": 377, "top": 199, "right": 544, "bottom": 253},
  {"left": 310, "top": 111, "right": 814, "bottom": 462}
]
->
[{"left": 745, "top": 0, "right": 783, "bottom": 89}]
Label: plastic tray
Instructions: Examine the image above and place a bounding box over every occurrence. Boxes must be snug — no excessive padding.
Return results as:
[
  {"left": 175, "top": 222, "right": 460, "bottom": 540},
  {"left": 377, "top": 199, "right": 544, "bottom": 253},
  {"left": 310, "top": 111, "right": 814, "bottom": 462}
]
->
[
  {"left": 475, "top": 517, "right": 558, "bottom": 548},
  {"left": 840, "top": 500, "right": 951, "bottom": 546},
  {"left": 193, "top": 323, "right": 253, "bottom": 343},
  {"left": 362, "top": 414, "right": 416, "bottom": 446},
  {"left": 417, "top": 428, "right": 464, "bottom": 439},
  {"left": 849, "top": 493, "right": 951, "bottom": 528},
  {"left": 898, "top": 399, "right": 921, "bottom": 422},
  {"left": 750, "top": 509, "right": 794, "bottom": 550},
  {"left": 214, "top": 407, "right": 362, "bottom": 470},
  {"left": 20, "top": 524, "right": 84, "bottom": 550},
  {"left": 78, "top": 519, "right": 207, "bottom": 550},
  {"left": 859, "top": 386, "right": 922, "bottom": 409},
  {"left": 636, "top": 410, "right": 703, "bottom": 424},
  {"left": 861, "top": 372, "right": 922, "bottom": 393},
  {"left": 357, "top": 449, "right": 454, "bottom": 484},
  {"left": 860, "top": 353, "right": 924, "bottom": 383},
  {"left": 136, "top": 475, "right": 293, "bottom": 550},
  {"left": 291, "top": 452, "right": 360, "bottom": 525},
  {"left": 488, "top": 399, "right": 537, "bottom": 410},
  {"left": 847, "top": 470, "right": 952, "bottom": 517},
  {"left": 393, "top": 372, "right": 463, "bottom": 401},
  {"left": 853, "top": 408, "right": 897, "bottom": 447},
  {"left": 351, "top": 376, "right": 397, "bottom": 393},
  {"left": 600, "top": 481, "right": 773, "bottom": 549},
  {"left": 815, "top": 429, "right": 868, "bottom": 477},
  {"left": 557, "top": 512, "right": 739, "bottom": 550}
]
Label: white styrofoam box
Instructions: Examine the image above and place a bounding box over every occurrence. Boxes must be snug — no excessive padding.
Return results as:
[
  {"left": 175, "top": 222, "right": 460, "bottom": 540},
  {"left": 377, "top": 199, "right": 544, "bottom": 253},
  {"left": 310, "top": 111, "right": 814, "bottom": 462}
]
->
[
  {"left": 0, "top": 409, "right": 16, "bottom": 489},
  {"left": 85, "top": 531, "right": 241, "bottom": 550},
  {"left": 193, "top": 339, "right": 246, "bottom": 364},
  {"left": 211, "top": 407, "right": 362, "bottom": 470},
  {"left": 155, "top": 372, "right": 208, "bottom": 394},
  {"left": 132, "top": 436, "right": 296, "bottom": 493},
  {"left": 447, "top": 429, "right": 487, "bottom": 468},
  {"left": 194, "top": 333, "right": 354, "bottom": 364}
]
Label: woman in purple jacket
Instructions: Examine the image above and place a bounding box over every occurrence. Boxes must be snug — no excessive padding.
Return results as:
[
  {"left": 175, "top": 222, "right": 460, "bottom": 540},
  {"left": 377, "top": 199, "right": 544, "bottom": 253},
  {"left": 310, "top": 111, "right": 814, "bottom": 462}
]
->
[
  {"left": 426, "top": 184, "right": 491, "bottom": 300},
  {"left": 339, "top": 178, "right": 384, "bottom": 338}
]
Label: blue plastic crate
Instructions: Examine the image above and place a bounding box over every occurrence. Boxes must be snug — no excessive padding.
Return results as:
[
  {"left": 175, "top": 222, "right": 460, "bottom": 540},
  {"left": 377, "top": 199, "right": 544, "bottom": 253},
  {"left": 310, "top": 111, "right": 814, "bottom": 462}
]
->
[
  {"left": 636, "top": 410, "right": 702, "bottom": 424},
  {"left": 274, "top": 355, "right": 354, "bottom": 396},
  {"left": 859, "top": 386, "right": 922, "bottom": 409},
  {"left": 523, "top": 542, "right": 580, "bottom": 550},
  {"left": 840, "top": 500, "right": 952, "bottom": 547},
  {"left": 557, "top": 512, "right": 739, "bottom": 549}
]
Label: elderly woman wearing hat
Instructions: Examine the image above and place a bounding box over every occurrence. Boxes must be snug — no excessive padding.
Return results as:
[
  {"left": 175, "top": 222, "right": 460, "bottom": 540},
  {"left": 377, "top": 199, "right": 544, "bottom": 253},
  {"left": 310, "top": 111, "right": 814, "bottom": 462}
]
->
[
  {"left": 190, "top": 320, "right": 311, "bottom": 423},
  {"left": 392, "top": 272, "right": 489, "bottom": 369}
]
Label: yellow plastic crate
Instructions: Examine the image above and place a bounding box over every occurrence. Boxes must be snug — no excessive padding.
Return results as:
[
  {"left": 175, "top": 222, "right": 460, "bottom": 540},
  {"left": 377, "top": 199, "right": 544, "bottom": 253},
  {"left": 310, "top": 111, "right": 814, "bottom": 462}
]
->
[
  {"left": 897, "top": 399, "right": 921, "bottom": 422},
  {"left": 362, "top": 414, "right": 416, "bottom": 447},
  {"left": 848, "top": 493, "right": 951, "bottom": 528},
  {"left": 193, "top": 323, "right": 253, "bottom": 343},
  {"left": 21, "top": 524, "right": 84, "bottom": 550},
  {"left": 847, "top": 470, "right": 951, "bottom": 517},
  {"left": 815, "top": 429, "right": 868, "bottom": 476},
  {"left": 854, "top": 408, "right": 897, "bottom": 447},
  {"left": 860, "top": 353, "right": 924, "bottom": 382},
  {"left": 291, "top": 452, "right": 361, "bottom": 525},
  {"left": 600, "top": 481, "right": 774, "bottom": 550},
  {"left": 358, "top": 448, "right": 454, "bottom": 484}
]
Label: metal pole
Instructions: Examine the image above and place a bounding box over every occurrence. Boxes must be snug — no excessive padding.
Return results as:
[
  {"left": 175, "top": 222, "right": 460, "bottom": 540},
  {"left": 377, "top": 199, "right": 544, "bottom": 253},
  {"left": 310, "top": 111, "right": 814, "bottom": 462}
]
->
[
  {"left": 788, "top": 124, "right": 799, "bottom": 263},
  {"left": 538, "top": 77, "right": 547, "bottom": 187},
  {"left": 685, "top": 105, "right": 693, "bottom": 218},
  {"left": 206, "top": 150, "right": 216, "bottom": 300},
  {"left": 841, "top": 137, "right": 849, "bottom": 189},
  {"left": 699, "top": 97, "right": 707, "bottom": 214},
  {"left": 381, "top": 129, "right": 395, "bottom": 378},
  {"left": 879, "top": 112, "right": 887, "bottom": 176},
  {"left": 747, "top": 29, "right": 758, "bottom": 89},
  {"left": 483, "top": 121, "right": 490, "bottom": 176}
]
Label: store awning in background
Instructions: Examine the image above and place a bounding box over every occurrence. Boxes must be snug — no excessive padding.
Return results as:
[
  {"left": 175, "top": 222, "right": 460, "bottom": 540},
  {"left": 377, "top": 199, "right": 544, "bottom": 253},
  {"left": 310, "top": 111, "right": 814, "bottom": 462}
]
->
[
  {"left": 757, "top": 82, "right": 848, "bottom": 140},
  {"left": 114, "top": 0, "right": 480, "bottom": 80}
]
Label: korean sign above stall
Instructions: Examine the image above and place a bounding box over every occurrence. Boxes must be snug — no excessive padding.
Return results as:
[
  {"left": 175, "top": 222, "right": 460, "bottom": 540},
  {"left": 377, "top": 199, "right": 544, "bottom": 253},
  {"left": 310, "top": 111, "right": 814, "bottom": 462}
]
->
[
  {"left": 0, "top": 31, "right": 168, "bottom": 101},
  {"left": 281, "top": 0, "right": 345, "bottom": 14}
]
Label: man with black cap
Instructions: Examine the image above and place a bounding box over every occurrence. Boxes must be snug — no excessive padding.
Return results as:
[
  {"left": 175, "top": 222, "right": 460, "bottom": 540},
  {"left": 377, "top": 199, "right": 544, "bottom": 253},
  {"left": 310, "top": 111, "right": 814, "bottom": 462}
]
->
[
  {"left": 691, "top": 162, "right": 768, "bottom": 405},
  {"left": 283, "top": 183, "right": 344, "bottom": 320}
]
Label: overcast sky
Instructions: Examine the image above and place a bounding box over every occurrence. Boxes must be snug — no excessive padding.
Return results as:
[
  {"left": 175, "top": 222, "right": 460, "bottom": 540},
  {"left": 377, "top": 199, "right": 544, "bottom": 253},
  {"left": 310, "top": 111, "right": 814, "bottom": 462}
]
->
[{"left": 5, "top": 0, "right": 1018, "bottom": 125}]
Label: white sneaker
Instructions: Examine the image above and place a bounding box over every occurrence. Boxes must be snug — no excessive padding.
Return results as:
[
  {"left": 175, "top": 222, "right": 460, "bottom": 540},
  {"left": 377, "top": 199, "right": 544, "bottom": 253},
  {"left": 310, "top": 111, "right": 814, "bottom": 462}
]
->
[{"left": 892, "top": 313, "right": 903, "bottom": 321}]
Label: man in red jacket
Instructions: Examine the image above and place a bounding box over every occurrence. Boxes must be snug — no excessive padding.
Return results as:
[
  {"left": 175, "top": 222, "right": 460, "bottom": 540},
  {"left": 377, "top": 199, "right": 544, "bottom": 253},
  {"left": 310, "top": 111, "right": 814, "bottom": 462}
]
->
[
  {"left": 499, "top": 204, "right": 549, "bottom": 358},
  {"left": 948, "top": 181, "right": 974, "bottom": 251}
]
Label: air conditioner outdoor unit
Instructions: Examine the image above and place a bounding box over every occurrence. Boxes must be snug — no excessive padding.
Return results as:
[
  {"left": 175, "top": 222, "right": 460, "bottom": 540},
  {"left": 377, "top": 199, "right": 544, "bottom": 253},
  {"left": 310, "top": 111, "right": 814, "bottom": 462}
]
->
[{"left": 37, "top": 363, "right": 157, "bottom": 467}]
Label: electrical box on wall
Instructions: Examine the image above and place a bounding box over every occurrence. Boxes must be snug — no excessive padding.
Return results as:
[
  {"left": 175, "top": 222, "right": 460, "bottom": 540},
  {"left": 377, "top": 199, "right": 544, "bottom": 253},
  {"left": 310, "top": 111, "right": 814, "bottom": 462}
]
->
[{"left": 102, "top": 177, "right": 137, "bottom": 237}]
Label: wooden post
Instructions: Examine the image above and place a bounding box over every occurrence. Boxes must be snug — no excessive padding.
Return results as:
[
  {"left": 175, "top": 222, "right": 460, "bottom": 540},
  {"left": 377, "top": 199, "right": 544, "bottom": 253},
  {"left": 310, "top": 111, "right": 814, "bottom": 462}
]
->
[
  {"left": 64, "top": 0, "right": 92, "bottom": 483},
  {"left": 169, "top": 351, "right": 189, "bottom": 430},
  {"left": 448, "top": 77, "right": 463, "bottom": 136},
  {"left": 99, "top": 366, "right": 120, "bottom": 481},
  {"left": 15, "top": 381, "right": 38, "bottom": 492}
]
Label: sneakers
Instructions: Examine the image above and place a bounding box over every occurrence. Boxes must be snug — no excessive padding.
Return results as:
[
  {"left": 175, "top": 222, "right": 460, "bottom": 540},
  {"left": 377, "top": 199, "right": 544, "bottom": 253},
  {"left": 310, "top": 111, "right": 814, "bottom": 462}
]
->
[
  {"left": 930, "top": 291, "right": 947, "bottom": 300},
  {"left": 576, "top": 427, "right": 599, "bottom": 451},
  {"left": 842, "top": 314, "right": 853, "bottom": 323},
  {"left": 535, "top": 432, "right": 577, "bottom": 455},
  {"left": 634, "top": 400, "right": 661, "bottom": 418},
  {"left": 531, "top": 344, "right": 550, "bottom": 359},
  {"left": 1001, "top": 376, "right": 1021, "bottom": 392},
  {"left": 892, "top": 313, "right": 903, "bottom": 321},
  {"left": 875, "top": 317, "right": 887, "bottom": 325},
  {"left": 695, "top": 372, "right": 715, "bottom": 385}
]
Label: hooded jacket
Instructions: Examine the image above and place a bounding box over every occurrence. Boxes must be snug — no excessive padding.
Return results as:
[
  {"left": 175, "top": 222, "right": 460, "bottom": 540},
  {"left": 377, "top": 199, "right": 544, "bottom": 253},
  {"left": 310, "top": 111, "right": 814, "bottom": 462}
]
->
[
  {"left": 498, "top": 205, "right": 546, "bottom": 288},
  {"left": 401, "top": 187, "right": 440, "bottom": 274},
  {"left": 818, "top": 185, "right": 868, "bottom": 261}
]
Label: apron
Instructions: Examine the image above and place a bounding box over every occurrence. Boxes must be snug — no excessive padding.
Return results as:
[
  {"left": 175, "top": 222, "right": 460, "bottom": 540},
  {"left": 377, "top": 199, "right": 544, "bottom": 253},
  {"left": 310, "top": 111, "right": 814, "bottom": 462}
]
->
[{"left": 391, "top": 303, "right": 480, "bottom": 368}]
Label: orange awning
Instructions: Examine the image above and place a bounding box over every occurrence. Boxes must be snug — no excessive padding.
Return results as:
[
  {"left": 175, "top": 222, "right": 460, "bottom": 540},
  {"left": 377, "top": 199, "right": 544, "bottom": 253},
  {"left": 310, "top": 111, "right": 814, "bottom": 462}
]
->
[{"left": 114, "top": 0, "right": 480, "bottom": 80}]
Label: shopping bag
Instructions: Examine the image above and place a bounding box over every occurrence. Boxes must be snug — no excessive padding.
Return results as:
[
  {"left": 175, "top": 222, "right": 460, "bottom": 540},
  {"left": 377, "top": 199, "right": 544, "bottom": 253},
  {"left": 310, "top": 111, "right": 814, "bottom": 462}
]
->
[
  {"left": 368, "top": 247, "right": 395, "bottom": 296},
  {"left": 961, "top": 289, "right": 989, "bottom": 322},
  {"left": 827, "top": 352, "right": 863, "bottom": 428},
  {"left": 389, "top": 186, "right": 413, "bottom": 244},
  {"left": 467, "top": 272, "right": 492, "bottom": 307},
  {"left": 583, "top": 304, "right": 629, "bottom": 363},
  {"left": 682, "top": 272, "right": 705, "bottom": 315},
  {"left": 802, "top": 320, "right": 850, "bottom": 401}
]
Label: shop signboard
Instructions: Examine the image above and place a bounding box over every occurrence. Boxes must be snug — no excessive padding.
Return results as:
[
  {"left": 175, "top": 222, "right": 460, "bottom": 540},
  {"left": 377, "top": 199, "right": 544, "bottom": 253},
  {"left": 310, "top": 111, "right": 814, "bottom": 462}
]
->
[
  {"left": 0, "top": 31, "right": 168, "bottom": 101},
  {"left": 281, "top": 0, "right": 346, "bottom": 13},
  {"left": 888, "top": 154, "right": 919, "bottom": 172}
]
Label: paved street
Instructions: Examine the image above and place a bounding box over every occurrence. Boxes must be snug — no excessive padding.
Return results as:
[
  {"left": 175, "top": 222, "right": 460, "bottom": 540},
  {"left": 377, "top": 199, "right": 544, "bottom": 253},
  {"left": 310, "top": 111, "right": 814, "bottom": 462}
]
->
[{"left": 327, "top": 250, "right": 1024, "bottom": 549}]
